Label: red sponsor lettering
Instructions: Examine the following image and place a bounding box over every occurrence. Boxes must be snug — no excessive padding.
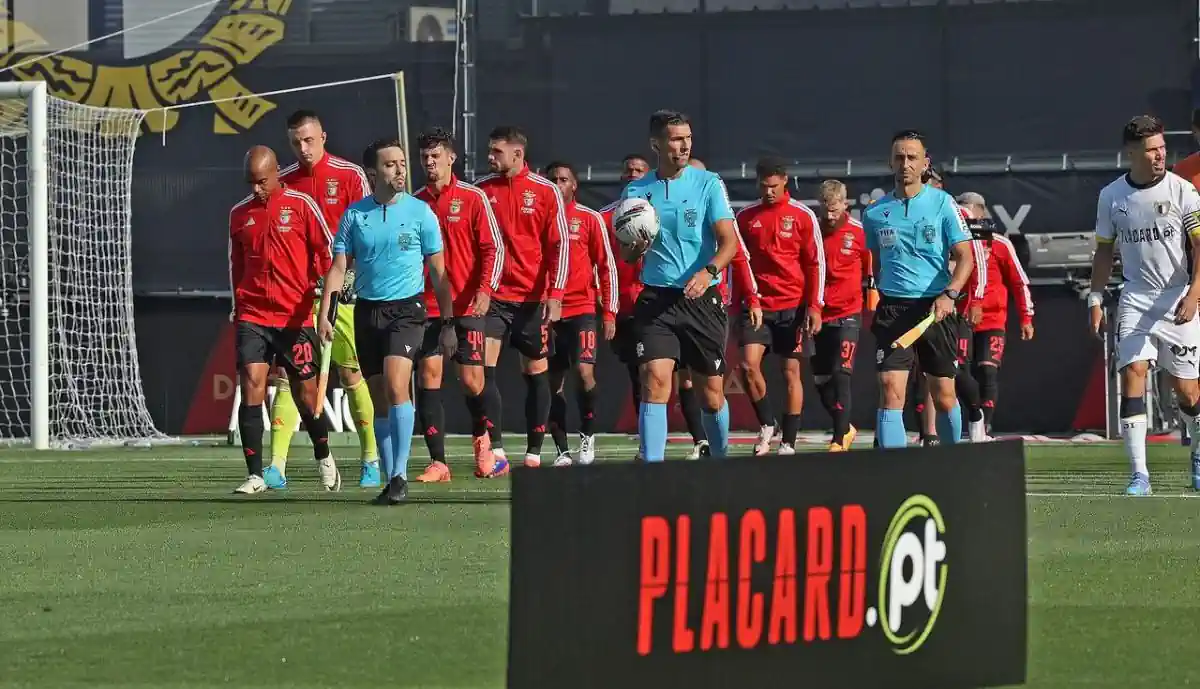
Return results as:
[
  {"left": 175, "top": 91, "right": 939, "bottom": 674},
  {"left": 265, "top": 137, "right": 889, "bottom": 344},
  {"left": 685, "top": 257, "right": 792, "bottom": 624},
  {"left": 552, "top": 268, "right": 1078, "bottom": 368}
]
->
[
  {"left": 673, "top": 515, "right": 695, "bottom": 653},
  {"left": 737, "top": 508, "right": 766, "bottom": 649},
  {"left": 837, "top": 504, "right": 867, "bottom": 639},
  {"left": 700, "top": 513, "right": 730, "bottom": 650},
  {"left": 768, "top": 508, "right": 798, "bottom": 645},
  {"left": 804, "top": 507, "right": 833, "bottom": 642},
  {"left": 637, "top": 516, "right": 670, "bottom": 656}
]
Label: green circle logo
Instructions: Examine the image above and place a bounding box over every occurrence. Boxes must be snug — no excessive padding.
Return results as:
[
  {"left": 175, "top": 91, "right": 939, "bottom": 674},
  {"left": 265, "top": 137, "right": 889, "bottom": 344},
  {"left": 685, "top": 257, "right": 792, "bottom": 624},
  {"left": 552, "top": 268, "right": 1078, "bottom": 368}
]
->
[{"left": 877, "top": 495, "right": 947, "bottom": 655}]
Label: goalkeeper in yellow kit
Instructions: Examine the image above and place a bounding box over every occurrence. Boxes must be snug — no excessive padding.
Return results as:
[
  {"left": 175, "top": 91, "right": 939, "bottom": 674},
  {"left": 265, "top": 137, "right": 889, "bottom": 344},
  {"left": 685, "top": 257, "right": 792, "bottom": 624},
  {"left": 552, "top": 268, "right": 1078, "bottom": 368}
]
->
[{"left": 261, "top": 111, "right": 381, "bottom": 489}]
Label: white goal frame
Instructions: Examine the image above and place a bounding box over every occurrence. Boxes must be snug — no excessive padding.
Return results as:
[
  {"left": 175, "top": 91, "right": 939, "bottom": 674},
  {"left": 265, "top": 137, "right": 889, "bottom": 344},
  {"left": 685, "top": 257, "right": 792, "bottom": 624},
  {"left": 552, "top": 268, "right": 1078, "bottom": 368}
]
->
[{"left": 1, "top": 80, "right": 49, "bottom": 450}]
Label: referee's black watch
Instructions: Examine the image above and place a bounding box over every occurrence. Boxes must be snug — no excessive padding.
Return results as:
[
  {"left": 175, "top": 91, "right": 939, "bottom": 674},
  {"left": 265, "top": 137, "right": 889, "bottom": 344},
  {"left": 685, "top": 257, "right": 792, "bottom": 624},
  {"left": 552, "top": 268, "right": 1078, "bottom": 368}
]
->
[
  {"left": 440, "top": 317, "right": 454, "bottom": 329},
  {"left": 704, "top": 264, "right": 719, "bottom": 278},
  {"left": 941, "top": 288, "right": 962, "bottom": 301}
]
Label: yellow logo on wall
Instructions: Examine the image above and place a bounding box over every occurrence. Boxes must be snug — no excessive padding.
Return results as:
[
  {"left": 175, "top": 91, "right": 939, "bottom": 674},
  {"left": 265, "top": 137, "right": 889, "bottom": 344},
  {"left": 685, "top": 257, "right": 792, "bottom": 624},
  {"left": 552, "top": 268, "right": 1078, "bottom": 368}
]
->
[{"left": 0, "top": 0, "right": 292, "bottom": 135}]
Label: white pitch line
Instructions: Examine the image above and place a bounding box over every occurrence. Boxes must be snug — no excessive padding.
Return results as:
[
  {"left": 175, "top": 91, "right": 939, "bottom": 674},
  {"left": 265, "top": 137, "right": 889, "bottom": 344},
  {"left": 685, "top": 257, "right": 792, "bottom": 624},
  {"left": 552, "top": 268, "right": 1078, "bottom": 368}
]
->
[{"left": 1026, "top": 491, "right": 1200, "bottom": 499}]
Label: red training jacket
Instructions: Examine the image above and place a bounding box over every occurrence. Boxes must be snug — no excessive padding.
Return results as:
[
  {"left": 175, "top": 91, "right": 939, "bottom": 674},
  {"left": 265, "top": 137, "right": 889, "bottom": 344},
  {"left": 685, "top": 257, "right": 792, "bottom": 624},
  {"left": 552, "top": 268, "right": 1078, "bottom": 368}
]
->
[
  {"left": 731, "top": 193, "right": 825, "bottom": 313},
  {"left": 476, "top": 165, "right": 569, "bottom": 302},
  {"left": 953, "top": 204, "right": 989, "bottom": 316},
  {"left": 600, "top": 201, "right": 644, "bottom": 317},
  {"left": 562, "top": 200, "right": 619, "bottom": 320},
  {"left": 820, "top": 213, "right": 873, "bottom": 322},
  {"left": 415, "top": 176, "right": 504, "bottom": 318},
  {"left": 229, "top": 188, "right": 332, "bottom": 328},
  {"left": 279, "top": 152, "right": 370, "bottom": 232},
  {"left": 978, "top": 234, "right": 1034, "bottom": 332}
]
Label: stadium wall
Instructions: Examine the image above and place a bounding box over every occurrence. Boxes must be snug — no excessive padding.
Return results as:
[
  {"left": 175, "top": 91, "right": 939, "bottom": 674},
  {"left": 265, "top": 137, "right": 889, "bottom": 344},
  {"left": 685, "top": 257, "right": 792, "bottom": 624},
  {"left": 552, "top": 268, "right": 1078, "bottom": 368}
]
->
[{"left": 136, "top": 286, "right": 1101, "bottom": 437}]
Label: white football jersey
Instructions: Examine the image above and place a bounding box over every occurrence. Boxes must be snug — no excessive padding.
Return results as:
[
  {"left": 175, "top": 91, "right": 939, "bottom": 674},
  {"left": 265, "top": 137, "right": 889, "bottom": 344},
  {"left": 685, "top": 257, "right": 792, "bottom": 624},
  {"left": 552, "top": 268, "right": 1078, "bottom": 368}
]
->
[{"left": 1095, "top": 172, "right": 1200, "bottom": 292}]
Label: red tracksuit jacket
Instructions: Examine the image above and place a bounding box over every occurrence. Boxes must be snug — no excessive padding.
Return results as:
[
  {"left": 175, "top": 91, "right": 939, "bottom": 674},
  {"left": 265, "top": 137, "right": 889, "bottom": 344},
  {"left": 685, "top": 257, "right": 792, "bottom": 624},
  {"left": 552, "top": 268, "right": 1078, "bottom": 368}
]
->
[
  {"left": 562, "top": 200, "right": 619, "bottom": 320},
  {"left": 600, "top": 200, "right": 644, "bottom": 317},
  {"left": 731, "top": 193, "right": 825, "bottom": 312},
  {"left": 476, "top": 165, "right": 569, "bottom": 302},
  {"left": 953, "top": 205, "right": 989, "bottom": 316},
  {"left": 280, "top": 152, "right": 370, "bottom": 230},
  {"left": 415, "top": 176, "right": 504, "bottom": 318},
  {"left": 820, "top": 213, "right": 873, "bottom": 322},
  {"left": 229, "top": 188, "right": 331, "bottom": 328},
  {"left": 978, "top": 234, "right": 1034, "bottom": 332}
]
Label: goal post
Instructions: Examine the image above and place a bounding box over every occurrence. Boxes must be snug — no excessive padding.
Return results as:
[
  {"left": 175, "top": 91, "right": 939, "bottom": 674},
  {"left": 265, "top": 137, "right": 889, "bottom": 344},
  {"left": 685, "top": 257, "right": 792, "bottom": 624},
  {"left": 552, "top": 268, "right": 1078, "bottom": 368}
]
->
[
  {"left": 0, "top": 80, "right": 48, "bottom": 449},
  {"left": 0, "top": 80, "right": 165, "bottom": 449}
]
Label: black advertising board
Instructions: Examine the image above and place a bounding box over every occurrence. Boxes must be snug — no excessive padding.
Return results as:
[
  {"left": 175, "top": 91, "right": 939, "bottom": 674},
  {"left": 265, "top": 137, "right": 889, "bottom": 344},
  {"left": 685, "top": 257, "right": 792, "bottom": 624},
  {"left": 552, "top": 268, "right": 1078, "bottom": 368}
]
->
[{"left": 508, "top": 441, "right": 1028, "bottom": 689}]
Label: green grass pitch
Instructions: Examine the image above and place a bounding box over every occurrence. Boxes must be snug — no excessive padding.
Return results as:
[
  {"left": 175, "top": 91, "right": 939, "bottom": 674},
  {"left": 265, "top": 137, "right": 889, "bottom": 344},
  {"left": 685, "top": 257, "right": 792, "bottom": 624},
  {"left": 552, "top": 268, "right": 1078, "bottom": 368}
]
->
[{"left": 0, "top": 437, "right": 1198, "bottom": 688}]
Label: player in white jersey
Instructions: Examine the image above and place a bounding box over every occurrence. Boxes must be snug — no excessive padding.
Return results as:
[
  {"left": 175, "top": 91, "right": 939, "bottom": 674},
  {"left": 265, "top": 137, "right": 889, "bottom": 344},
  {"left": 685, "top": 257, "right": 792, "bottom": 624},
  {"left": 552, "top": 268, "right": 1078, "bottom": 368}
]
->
[{"left": 1089, "top": 115, "right": 1200, "bottom": 495}]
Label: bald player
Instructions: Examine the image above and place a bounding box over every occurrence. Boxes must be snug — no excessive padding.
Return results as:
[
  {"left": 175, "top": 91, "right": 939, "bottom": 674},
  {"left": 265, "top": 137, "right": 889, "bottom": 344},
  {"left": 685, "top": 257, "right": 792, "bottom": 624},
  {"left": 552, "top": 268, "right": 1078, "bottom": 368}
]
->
[{"left": 228, "top": 146, "right": 339, "bottom": 494}]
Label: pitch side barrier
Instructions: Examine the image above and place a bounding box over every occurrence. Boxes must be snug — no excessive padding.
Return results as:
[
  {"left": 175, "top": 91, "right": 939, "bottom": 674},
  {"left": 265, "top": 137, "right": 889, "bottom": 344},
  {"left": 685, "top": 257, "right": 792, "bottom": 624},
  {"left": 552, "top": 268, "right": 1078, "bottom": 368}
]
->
[{"left": 508, "top": 441, "right": 1028, "bottom": 689}]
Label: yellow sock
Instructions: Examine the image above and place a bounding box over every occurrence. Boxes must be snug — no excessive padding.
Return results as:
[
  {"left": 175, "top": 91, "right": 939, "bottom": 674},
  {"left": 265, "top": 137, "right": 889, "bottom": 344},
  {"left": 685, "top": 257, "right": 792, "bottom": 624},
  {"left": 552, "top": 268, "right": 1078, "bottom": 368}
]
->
[
  {"left": 270, "top": 379, "right": 301, "bottom": 473},
  {"left": 345, "top": 377, "right": 378, "bottom": 461}
]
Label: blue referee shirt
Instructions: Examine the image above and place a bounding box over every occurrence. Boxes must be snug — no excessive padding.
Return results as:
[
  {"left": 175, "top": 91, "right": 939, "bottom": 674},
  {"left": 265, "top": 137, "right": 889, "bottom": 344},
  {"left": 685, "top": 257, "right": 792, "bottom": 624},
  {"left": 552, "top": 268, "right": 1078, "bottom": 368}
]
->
[
  {"left": 862, "top": 185, "right": 970, "bottom": 298},
  {"left": 619, "top": 165, "right": 735, "bottom": 289},
  {"left": 333, "top": 194, "right": 442, "bottom": 301}
]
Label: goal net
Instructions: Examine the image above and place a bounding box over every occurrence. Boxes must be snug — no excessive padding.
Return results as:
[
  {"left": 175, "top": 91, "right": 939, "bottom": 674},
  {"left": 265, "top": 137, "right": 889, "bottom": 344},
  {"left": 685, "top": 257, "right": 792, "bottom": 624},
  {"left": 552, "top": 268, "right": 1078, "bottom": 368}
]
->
[{"left": 0, "top": 83, "right": 164, "bottom": 448}]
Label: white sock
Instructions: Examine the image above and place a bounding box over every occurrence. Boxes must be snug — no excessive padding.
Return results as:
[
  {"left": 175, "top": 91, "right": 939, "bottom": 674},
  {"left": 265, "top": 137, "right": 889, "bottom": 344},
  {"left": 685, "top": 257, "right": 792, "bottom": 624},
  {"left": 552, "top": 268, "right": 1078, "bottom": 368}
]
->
[
  {"left": 969, "top": 419, "right": 987, "bottom": 442},
  {"left": 1122, "top": 414, "right": 1148, "bottom": 477}
]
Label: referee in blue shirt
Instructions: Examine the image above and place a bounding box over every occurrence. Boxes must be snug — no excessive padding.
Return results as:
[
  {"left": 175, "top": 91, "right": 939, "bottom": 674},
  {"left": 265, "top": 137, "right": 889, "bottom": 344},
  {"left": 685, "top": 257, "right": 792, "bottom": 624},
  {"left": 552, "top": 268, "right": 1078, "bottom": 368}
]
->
[
  {"left": 319, "top": 137, "right": 454, "bottom": 503},
  {"left": 861, "top": 131, "right": 974, "bottom": 448},
  {"left": 620, "top": 110, "right": 740, "bottom": 462}
]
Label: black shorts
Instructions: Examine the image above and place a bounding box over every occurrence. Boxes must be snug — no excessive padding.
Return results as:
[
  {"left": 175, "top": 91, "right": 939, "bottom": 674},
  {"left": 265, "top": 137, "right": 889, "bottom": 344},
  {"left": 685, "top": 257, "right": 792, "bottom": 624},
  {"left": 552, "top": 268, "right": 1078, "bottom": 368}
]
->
[
  {"left": 454, "top": 315, "right": 487, "bottom": 366},
  {"left": 354, "top": 297, "right": 427, "bottom": 378},
  {"left": 419, "top": 318, "right": 443, "bottom": 359},
  {"left": 486, "top": 299, "right": 550, "bottom": 360},
  {"left": 611, "top": 315, "right": 639, "bottom": 365},
  {"left": 632, "top": 285, "right": 728, "bottom": 376},
  {"left": 551, "top": 313, "right": 598, "bottom": 369},
  {"left": 871, "top": 295, "right": 958, "bottom": 378},
  {"left": 973, "top": 329, "right": 1006, "bottom": 368},
  {"left": 738, "top": 306, "right": 805, "bottom": 359},
  {"left": 811, "top": 315, "right": 862, "bottom": 376},
  {"left": 953, "top": 315, "right": 974, "bottom": 366},
  {"left": 235, "top": 321, "right": 321, "bottom": 380}
]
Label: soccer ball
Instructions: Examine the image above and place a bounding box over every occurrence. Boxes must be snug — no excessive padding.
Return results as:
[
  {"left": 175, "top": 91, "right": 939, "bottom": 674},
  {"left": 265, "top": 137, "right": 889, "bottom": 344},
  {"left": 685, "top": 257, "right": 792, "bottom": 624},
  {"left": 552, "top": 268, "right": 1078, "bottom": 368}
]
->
[{"left": 613, "top": 197, "right": 659, "bottom": 246}]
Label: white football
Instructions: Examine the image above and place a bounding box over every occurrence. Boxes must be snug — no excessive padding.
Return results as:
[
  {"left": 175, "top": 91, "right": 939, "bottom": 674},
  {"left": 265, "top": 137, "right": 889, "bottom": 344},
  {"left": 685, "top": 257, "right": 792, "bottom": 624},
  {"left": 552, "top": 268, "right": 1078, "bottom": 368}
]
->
[{"left": 612, "top": 197, "right": 659, "bottom": 246}]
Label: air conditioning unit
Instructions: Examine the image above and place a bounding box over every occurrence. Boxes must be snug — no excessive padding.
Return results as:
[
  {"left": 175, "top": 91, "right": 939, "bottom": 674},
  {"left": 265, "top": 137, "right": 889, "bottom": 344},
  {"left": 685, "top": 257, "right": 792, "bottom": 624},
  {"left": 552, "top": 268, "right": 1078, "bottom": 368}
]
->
[{"left": 408, "top": 6, "right": 457, "bottom": 43}]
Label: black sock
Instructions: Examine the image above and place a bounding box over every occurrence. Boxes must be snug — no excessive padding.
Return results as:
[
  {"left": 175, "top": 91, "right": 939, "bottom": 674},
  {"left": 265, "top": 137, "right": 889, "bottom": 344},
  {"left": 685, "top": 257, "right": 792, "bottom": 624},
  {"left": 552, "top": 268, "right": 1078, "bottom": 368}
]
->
[
  {"left": 483, "top": 366, "right": 503, "bottom": 449},
  {"left": 911, "top": 373, "right": 929, "bottom": 439},
  {"left": 417, "top": 386, "right": 445, "bottom": 462},
  {"left": 750, "top": 394, "right": 774, "bottom": 428},
  {"left": 817, "top": 379, "right": 837, "bottom": 416},
  {"left": 832, "top": 370, "right": 853, "bottom": 444},
  {"left": 955, "top": 365, "right": 983, "bottom": 422},
  {"left": 578, "top": 386, "right": 597, "bottom": 436},
  {"left": 524, "top": 372, "right": 551, "bottom": 456},
  {"left": 975, "top": 364, "right": 999, "bottom": 429},
  {"left": 239, "top": 404, "right": 264, "bottom": 476},
  {"left": 678, "top": 385, "right": 706, "bottom": 443},
  {"left": 627, "top": 364, "right": 642, "bottom": 410},
  {"left": 1181, "top": 400, "right": 1200, "bottom": 417},
  {"left": 550, "top": 388, "right": 569, "bottom": 455},
  {"left": 465, "top": 389, "right": 488, "bottom": 437},
  {"left": 299, "top": 410, "right": 331, "bottom": 461},
  {"left": 782, "top": 413, "right": 801, "bottom": 446}
]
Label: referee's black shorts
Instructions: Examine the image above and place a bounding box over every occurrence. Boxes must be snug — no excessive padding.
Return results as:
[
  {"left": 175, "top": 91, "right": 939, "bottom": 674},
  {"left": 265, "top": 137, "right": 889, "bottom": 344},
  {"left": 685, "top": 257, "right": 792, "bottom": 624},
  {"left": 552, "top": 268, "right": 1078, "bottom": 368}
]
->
[
  {"left": 871, "top": 295, "right": 958, "bottom": 378},
  {"left": 632, "top": 285, "right": 728, "bottom": 376}
]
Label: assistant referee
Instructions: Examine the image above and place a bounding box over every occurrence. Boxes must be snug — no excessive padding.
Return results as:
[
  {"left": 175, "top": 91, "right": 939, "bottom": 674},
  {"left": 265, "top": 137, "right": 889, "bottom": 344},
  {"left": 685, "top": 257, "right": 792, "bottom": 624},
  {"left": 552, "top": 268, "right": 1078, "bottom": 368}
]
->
[{"left": 862, "top": 131, "right": 974, "bottom": 448}]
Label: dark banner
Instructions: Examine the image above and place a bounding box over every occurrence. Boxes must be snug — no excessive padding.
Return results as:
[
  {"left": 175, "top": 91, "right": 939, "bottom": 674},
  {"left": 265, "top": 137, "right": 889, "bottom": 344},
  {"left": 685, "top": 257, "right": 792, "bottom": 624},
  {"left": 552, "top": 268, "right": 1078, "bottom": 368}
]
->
[
  {"left": 508, "top": 441, "right": 1028, "bottom": 689},
  {"left": 137, "top": 287, "right": 1099, "bottom": 435},
  {"left": 508, "top": 0, "right": 1191, "bottom": 169}
]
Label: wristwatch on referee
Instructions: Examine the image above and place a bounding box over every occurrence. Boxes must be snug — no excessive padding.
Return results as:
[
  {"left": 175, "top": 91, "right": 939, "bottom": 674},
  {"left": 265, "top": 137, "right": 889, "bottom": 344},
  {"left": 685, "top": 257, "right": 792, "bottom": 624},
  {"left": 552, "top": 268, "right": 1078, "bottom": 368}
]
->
[
  {"left": 704, "top": 264, "right": 719, "bottom": 278},
  {"left": 941, "top": 288, "right": 962, "bottom": 301},
  {"left": 440, "top": 317, "right": 454, "bottom": 330}
]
